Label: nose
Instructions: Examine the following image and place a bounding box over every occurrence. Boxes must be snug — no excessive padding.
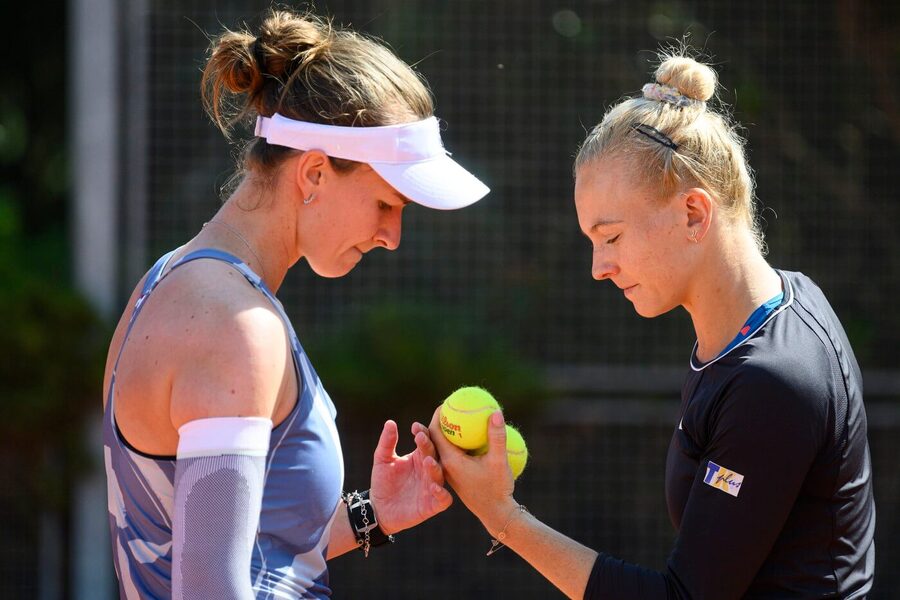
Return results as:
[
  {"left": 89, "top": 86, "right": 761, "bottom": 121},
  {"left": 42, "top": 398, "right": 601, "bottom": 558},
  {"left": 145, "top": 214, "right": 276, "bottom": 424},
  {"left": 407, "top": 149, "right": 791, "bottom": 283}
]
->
[
  {"left": 374, "top": 208, "right": 403, "bottom": 251},
  {"left": 591, "top": 249, "right": 619, "bottom": 281}
]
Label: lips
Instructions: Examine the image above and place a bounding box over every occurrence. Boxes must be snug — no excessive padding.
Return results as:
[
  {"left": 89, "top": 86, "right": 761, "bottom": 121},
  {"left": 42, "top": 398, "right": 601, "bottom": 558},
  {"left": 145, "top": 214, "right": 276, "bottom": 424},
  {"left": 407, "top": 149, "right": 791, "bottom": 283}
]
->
[{"left": 346, "top": 247, "right": 364, "bottom": 262}]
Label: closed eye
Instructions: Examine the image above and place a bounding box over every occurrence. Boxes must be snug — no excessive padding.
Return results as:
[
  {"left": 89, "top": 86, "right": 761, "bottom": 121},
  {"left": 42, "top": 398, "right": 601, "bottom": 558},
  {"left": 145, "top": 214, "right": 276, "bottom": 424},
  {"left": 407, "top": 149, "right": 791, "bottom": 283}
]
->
[
  {"left": 378, "top": 200, "right": 392, "bottom": 211},
  {"left": 607, "top": 234, "right": 620, "bottom": 244}
]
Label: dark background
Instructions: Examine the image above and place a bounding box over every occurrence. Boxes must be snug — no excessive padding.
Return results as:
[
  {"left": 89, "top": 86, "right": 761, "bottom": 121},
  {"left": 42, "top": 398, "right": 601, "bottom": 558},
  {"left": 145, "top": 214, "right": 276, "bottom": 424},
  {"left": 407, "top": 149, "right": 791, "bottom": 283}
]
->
[{"left": 1, "top": 0, "right": 897, "bottom": 597}]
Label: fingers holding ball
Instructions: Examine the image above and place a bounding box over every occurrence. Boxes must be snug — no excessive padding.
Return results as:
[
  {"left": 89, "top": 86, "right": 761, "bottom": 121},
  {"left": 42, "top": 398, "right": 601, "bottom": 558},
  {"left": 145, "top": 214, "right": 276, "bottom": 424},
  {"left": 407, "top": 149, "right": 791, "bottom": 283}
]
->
[
  {"left": 438, "top": 386, "right": 528, "bottom": 479},
  {"left": 439, "top": 386, "right": 500, "bottom": 450},
  {"left": 472, "top": 423, "right": 528, "bottom": 479}
]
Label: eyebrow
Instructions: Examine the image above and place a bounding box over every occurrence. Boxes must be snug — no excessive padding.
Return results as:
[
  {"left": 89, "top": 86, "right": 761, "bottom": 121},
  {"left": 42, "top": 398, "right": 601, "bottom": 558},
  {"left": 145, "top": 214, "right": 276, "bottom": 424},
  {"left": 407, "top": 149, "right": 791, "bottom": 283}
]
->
[
  {"left": 581, "top": 219, "right": 623, "bottom": 242},
  {"left": 589, "top": 219, "right": 623, "bottom": 232}
]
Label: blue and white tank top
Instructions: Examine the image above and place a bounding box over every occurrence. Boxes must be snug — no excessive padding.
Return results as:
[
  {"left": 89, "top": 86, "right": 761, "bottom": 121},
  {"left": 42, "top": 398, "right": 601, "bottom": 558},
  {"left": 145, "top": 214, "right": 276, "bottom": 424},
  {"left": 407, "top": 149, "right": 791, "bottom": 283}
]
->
[{"left": 103, "top": 249, "right": 345, "bottom": 599}]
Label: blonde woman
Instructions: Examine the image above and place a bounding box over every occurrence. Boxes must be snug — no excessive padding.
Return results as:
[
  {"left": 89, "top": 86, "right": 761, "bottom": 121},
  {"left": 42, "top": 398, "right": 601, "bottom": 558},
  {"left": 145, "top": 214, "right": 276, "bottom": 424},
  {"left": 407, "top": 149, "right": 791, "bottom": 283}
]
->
[
  {"left": 103, "top": 9, "right": 487, "bottom": 598},
  {"left": 431, "top": 53, "right": 875, "bottom": 599}
]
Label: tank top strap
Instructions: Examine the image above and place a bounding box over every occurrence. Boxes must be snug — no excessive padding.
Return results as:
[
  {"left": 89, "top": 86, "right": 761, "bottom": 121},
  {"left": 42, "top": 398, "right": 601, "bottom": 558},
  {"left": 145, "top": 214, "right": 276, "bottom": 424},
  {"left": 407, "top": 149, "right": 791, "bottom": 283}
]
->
[
  {"left": 106, "top": 247, "right": 307, "bottom": 421},
  {"left": 168, "top": 248, "right": 306, "bottom": 361},
  {"left": 169, "top": 248, "right": 265, "bottom": 289},
  {"left": 105, "top": 249, "right": 178, "bottom": 416},
  {"left": 140, "top": 249, "right": 178, "bottom": 296},
  {"left": 117, "top": 249, "right": 178, "bottom": 361}
]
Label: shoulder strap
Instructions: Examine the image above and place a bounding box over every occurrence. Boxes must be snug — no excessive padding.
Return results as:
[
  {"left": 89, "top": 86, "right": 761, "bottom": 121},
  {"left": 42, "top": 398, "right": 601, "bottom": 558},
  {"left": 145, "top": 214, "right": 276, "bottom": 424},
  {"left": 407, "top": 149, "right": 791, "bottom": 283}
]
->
[
  {"left": 117, "top": 249, "right": 178, "bottom": 361},
  {"left": 169, "top": 248, "right": 266, "bottom": 291},
  {"left": 140, "top": 249, "right": 178, "bottom": 296},
  {"left": 106, "top": 249, "right": 178, "bottom": 410},
  {"left": 109, "top": 248, "right": 305, "bottom": 405},
  {"left": 167, "top": 248, "right": 305, "bottom": 366}
]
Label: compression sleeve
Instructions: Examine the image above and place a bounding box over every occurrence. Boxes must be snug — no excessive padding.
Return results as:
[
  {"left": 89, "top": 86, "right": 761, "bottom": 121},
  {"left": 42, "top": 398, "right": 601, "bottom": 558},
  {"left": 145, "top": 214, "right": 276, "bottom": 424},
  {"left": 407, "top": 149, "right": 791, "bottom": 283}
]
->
[
  {"left": 584, "top": 367, "right": 823, "bottom": 599},
  {"left": 172, "top": 417, "right": 272, "bottom": 600}
]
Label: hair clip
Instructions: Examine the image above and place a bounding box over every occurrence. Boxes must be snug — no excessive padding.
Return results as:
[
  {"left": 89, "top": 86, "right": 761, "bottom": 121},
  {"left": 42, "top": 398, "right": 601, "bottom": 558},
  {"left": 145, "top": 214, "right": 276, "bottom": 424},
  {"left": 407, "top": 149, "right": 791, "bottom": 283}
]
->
[{"left": 631, "top": 123, "right": 678, "bottom": 150}]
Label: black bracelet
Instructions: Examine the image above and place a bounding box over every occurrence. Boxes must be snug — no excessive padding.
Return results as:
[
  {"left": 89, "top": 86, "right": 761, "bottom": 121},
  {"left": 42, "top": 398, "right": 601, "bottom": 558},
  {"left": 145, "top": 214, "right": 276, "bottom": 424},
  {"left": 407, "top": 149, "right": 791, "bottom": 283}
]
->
[{"left": 342, "top": 489, "right": 394, "bottom": 557}]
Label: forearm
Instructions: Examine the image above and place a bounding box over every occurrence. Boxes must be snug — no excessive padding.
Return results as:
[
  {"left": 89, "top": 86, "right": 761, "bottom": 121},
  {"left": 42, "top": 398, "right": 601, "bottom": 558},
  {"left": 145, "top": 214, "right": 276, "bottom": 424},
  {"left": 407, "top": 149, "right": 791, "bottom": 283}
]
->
[
  {"left": 484, "top": 506, "right": 598, "bottom": 599},
  {"left": 172, "top": 419, "right": 271, "bottom": 599},
  {"left": 326, "top": 500, "right": 360, "bottom": 560}
]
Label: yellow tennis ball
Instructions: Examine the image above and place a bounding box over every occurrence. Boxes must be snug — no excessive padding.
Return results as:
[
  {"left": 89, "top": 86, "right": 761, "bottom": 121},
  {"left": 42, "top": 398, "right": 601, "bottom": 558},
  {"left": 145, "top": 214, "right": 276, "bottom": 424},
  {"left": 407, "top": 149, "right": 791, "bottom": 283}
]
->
[
  {"left": 439, "top": 386, "right": 501, "bottom": 450},
  {"left": 505, "top": 425, "right": 528, "bottom": 479},
  {"left": 472, "top": 424, "right": 529, "bottom": 479}
]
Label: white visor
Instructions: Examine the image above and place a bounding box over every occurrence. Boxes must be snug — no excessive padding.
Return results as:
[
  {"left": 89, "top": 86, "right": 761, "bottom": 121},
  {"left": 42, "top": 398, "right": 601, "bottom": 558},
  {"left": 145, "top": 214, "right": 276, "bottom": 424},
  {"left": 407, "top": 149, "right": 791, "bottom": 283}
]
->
[{"left": 255, "top": 113, "right": 489, "bottom": 210}]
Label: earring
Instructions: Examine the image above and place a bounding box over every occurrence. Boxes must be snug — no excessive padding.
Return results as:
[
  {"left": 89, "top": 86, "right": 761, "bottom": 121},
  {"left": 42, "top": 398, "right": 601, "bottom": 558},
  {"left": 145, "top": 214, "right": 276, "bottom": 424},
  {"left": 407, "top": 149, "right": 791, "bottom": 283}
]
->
[
  {"left": 689, "top": 231, "right": 699, "bottom": 243},
  {"left": 303, "top": 193, "right": 316, "bottom": 205}
]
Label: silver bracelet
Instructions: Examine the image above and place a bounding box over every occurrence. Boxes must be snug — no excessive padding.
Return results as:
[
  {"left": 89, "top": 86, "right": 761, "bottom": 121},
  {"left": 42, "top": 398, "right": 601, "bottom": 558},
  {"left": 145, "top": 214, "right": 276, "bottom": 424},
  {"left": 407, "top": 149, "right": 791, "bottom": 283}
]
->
[
  {"left": 342, "top": 489, "right": 394, "bottom": 557},
  {"left": 486, "top": 504, "right": 529, "bottom": 556}
]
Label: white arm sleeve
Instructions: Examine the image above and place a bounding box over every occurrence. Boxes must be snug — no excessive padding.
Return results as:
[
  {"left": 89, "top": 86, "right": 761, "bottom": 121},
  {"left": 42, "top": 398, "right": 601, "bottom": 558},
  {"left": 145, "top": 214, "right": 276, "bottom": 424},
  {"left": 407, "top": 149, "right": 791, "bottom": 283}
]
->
[{"left": 172, "top": 417, "right": 272, "bottom": 600}]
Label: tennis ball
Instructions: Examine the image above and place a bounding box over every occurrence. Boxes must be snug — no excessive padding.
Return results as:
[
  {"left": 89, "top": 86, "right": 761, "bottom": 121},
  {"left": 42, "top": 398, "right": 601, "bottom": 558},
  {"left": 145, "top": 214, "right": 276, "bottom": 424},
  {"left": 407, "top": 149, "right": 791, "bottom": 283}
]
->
[
  {"left": 505, "top": 426, "right": 528, "bottom": 479},
  {"left": 472, "top": 425, "right": 529, "bottom": 479},
  {"left": 439, "top": 386, "right": 501, "bottom": 450}
]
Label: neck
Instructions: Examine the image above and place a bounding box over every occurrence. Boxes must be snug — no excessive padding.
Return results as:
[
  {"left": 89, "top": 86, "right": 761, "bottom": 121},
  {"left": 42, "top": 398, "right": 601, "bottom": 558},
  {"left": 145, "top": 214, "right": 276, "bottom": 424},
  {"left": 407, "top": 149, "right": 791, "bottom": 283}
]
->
[
  {"left": 195, "top": 178, "right": 298, "bottom": 292},
  {"left": 683, "top": 230, "right": 782, "bottom": 363}
]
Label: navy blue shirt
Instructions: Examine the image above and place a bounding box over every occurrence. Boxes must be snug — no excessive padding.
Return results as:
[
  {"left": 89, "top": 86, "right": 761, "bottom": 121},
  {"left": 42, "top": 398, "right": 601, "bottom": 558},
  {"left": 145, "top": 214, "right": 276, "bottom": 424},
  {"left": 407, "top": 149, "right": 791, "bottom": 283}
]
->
[{"left": 585, "top": 270, "right": 875, "bottom": 599}]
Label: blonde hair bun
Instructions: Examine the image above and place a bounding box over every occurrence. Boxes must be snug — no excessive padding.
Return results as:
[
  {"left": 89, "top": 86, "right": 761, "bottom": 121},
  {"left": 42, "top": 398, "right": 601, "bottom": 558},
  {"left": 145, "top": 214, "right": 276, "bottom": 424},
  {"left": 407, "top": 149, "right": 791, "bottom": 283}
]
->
[
  {"left": 654, "top": 56, "right": 717, "bottom": 103},
  {"left": 576, "top": 50, "right": 760, "bottom": 250}
]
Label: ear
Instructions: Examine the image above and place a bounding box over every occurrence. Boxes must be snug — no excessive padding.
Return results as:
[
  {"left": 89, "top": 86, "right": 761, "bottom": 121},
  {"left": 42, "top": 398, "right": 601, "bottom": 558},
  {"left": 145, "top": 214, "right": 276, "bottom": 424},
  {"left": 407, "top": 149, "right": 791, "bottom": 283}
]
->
[
  {"left": 293, "top": 150, "right": 332, "bottom": 198},
  {"left": 681, "top": 187, "right": 714, "bottom": 243}
]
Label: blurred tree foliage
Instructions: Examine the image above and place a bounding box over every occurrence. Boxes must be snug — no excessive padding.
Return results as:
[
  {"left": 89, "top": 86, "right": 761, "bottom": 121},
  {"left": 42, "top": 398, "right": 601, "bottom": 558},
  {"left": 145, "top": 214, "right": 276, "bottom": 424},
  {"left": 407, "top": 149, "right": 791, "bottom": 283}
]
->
[
  {"left": 0, "top": 205, "right": 107, "bottom": 509},
  {"left": 308, "top": 300, "right": 548, "bottom": 426},
  {"left": 0, "top": 0, "right": 107, "bottom": 510}
]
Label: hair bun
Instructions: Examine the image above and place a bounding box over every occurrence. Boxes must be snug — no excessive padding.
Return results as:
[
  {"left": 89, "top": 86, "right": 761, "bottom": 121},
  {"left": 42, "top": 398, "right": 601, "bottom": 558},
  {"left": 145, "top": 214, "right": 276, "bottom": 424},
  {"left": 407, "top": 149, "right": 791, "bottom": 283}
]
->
[
  {"left": 207, "top": 31, "right": 262, "bottom": 96},
  {"left": 654, "top": 56, "right": 717, "bottom": 103},
  {"left": 255, "top": 11, "right": 333, "bottom": 80},
  {"left": 202, "top": 7, "right": 434, "bottom": 144}
]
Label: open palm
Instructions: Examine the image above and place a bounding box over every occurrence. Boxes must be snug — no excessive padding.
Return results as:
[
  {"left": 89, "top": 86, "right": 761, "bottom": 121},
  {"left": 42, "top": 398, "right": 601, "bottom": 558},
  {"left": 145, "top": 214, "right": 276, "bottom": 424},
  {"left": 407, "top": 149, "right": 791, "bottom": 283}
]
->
[{"left": 369, "top": 420, "right": 453, "bottom": 535}]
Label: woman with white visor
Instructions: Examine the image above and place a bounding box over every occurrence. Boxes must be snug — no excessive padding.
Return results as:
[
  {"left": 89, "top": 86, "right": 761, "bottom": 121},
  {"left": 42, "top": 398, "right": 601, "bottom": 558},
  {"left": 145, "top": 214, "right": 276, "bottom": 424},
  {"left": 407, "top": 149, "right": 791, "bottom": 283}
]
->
[{"left": 102, "top": 9, "right": 487, "bottom": 599}]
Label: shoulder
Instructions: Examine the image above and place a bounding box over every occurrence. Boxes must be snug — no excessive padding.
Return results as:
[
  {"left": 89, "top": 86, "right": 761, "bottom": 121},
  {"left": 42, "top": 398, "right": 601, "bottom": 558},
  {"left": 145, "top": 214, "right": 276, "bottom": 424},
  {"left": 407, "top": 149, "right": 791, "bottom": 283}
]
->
[
  {"left": 776, "top": 270, "right": 844, "bottom": 345},
  {"left": 710, "top": 354, "right": 829, "bottom": 448},
  {"left": 727, "top": 358, "right": 827, "bottom": 410},
  {"left": 148, "top": 259, "right": 291, "bottom": 428},
  {"left": 778, "top": 269, "right": 826, "bottom": 302},
  {"left": 726, "top": 270, "right": 842, "bottom": 406},
  {"left": 104, "top": 271, "right": 153, "bottom": 403}
]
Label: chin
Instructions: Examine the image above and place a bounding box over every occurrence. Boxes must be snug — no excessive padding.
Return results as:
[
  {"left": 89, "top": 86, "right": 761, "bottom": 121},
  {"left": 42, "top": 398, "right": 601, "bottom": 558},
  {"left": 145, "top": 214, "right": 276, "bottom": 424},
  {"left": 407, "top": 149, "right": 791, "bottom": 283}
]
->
[
  {"left": 308, "top": 254, "right": 361, "bottom": 279},
  {"left": 310, "top": 264, "right": 356, "bottom": 278},
  {"left": 631, "top": 300, "right": 675, "bottom": 319},
  {"left": 632, "top": 305, "right": 657, "bottom": 319}
]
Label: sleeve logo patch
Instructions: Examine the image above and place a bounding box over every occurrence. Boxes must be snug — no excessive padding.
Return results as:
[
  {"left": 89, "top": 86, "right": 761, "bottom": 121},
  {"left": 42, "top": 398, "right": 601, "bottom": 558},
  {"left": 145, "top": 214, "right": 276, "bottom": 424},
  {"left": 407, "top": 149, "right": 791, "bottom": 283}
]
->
[{"left": 703, "top": 461, "right": 744, "bottom": 497}]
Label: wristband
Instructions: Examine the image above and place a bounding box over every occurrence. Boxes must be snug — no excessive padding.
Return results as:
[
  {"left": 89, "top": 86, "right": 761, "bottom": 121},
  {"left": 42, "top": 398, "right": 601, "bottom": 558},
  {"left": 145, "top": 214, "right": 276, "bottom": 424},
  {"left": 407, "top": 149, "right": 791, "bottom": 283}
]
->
[{"left": 342, "top": 489, "right": 394, "bottom": 557}]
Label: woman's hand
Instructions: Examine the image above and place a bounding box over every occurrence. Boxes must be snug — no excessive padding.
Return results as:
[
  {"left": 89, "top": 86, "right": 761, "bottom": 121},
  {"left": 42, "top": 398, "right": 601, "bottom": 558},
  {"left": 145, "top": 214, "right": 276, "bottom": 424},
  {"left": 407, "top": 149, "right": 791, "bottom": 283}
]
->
[
  {"left": 369, "top": 420, "right": 453, "bottom": 535},
  {"left": 427, "top": 406, "right": 518, "bottom": 536}
]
